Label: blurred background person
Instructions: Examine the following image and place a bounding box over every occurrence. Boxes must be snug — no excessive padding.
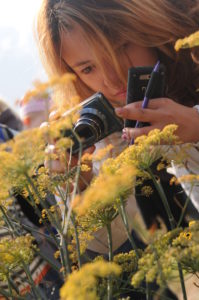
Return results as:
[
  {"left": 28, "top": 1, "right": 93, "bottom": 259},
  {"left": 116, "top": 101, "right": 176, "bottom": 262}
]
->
[
  {"left": 0, "top": 97, "right": 62, "bottom": 299},
  {"left": 20, "top": 93, "right": 53, "bottom": 129},
  {"left": 0, "top": 98, "right": 23, "bottom": 131}
]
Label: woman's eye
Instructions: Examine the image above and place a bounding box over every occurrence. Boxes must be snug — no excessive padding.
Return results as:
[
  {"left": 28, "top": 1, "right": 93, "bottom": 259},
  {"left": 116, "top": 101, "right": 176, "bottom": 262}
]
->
[
  {"left": 121, "top": 42, "right": 130, "bottom": 51},
  {"left": 81, "top": 66, "right": 93, "bottom": 74}
]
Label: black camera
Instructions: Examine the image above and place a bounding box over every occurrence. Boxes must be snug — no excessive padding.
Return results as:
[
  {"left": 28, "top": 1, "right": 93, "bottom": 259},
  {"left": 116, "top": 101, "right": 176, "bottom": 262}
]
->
[{"left": 63, "top": 92, "right": 123, "bottom": 154}]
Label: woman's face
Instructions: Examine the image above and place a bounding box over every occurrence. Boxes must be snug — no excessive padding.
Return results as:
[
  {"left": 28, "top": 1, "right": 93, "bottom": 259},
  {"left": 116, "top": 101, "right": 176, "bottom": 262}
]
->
[{"left": 61, "top": 24, "right": 157, "bottom": 107}]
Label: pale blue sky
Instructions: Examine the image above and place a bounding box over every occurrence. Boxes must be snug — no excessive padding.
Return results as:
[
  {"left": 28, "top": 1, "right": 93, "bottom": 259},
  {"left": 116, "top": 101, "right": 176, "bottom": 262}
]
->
[{"left": 0, "top": 0, "right": 47, "bottom": 114}]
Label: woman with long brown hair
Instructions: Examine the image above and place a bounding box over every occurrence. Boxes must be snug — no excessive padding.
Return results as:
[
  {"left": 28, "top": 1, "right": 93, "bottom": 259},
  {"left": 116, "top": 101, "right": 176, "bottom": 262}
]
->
[{"left": 36, "top": 1, "right": 199, "bottom": 297}]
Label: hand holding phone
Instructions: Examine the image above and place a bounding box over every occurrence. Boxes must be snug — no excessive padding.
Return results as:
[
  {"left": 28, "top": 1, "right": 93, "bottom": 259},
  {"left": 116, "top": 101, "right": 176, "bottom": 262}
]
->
[{"left": 125, "top": 62, "right": 166, "bottom": 129}]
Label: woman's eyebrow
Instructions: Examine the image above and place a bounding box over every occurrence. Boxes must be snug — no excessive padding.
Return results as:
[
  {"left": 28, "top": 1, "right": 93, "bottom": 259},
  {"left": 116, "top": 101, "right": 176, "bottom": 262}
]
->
[{"left": 72, "top": 60, "right": 91, "bottom": 68}]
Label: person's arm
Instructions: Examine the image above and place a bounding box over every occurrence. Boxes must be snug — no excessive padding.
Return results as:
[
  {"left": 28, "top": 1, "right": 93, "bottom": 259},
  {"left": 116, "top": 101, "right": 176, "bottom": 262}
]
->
[{"left": 115, "top": 98, "right": 199, "bottom": 143}]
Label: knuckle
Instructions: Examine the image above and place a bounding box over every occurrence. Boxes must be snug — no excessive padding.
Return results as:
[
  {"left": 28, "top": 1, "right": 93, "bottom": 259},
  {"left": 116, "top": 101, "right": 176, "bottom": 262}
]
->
[
  {"left": 162, "top": 98, "right": 172, "bottom": 106},
  {"left": 133, "top": 102, "right": 141, "bottom": 109},
  {"left": 122, "top": 107, "right": 131, "bottom": 119},
  {"left": 139, "top": 127, "right": 149, "bottom": 136}
]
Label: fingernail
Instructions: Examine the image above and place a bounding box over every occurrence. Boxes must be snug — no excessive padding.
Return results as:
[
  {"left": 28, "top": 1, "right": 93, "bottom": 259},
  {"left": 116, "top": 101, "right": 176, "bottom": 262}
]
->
[{"left": 115, "top": 107, "right": 123, "bottom": 116}]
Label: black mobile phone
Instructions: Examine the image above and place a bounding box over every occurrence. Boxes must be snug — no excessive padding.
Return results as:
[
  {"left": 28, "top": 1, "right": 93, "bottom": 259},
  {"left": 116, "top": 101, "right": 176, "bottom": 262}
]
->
[{"left": 124, "top": 64, "right": 166, "bottom": 128}]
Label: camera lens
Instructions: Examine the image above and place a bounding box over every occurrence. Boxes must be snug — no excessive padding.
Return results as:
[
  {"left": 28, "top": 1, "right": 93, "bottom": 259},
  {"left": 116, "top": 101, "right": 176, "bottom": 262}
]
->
[{"left": 74, "top": 113, "right": 104, "bottom": 143}]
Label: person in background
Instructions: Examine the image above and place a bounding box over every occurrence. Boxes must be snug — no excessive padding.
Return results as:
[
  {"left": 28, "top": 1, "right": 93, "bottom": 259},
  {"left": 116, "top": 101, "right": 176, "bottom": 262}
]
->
[
  {"left": 0, "top": 98, "right": 62, "bottom": 299},
  {"left": 0, "top": 99, "right": 23, "bottom": 131},
  {"left": 20, "top": 94, "right": 53, "bottom": 129}
]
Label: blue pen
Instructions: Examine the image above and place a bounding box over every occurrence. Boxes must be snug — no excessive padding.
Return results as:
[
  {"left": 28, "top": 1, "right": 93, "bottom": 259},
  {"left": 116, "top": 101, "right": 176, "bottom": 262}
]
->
[{"left": 130, "top": 60, "right": 160, "bottom": 145}]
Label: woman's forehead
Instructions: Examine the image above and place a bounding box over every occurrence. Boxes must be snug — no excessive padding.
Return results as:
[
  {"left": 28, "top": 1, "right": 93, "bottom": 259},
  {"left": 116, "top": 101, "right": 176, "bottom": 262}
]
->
[{"left": 60, "top": 25, "right": 95, "bottom": 69}]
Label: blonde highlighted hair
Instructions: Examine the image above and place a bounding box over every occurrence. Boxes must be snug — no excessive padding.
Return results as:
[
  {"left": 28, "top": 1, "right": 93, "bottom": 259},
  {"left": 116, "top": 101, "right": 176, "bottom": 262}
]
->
[{"left": 37, "top": 0, "right": 199, "bottom": 105}]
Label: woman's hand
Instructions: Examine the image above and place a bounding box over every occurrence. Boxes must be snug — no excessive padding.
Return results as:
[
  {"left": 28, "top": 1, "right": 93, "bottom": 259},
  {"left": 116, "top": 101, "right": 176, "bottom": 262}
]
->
[{"left": 115, "top": 98, "right": 199, "bottom": 143}]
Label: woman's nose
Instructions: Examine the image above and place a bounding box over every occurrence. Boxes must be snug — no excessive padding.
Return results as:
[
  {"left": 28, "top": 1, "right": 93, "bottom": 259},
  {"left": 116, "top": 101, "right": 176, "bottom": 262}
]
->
[{"left": 103, "top": 71, "right": 123, "bottom": 90}]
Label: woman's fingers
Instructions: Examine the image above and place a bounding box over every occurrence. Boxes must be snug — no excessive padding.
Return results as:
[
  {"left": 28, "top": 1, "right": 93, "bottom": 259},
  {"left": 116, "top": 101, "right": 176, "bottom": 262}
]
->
[
  {"left": 115, "top": 105, "right": 159, "bottom": 123},
  {"left": 122, "top": 125, "right": 158, "bottom": 142}
]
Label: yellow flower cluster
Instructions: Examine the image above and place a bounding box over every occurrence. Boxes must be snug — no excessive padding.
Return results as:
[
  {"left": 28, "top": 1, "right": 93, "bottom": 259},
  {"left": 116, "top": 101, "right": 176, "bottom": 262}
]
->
[
  {"left": 60, "top": 260, "right": 121, "bottom": 300},
  {"left": 73, "top": 165, "right": 136, "bottom": 216},
  {"left": 132, "top": 221, "right": 199, "bottom": 288},
  {"left": 0, "top": 129, "right": 46, "bottom": 200},
  {"left": 175, "top": 31, "right": 199, "bottom": 51},
  {"left": 0, "top": 235, "right": 35, "bottom": 281},
  {"left": 73, "top": 125, "right": 178, "bottom": 220},
  {"left": 113, "top": 250, "right": 142, "bottom": 273},
  {"left": 141, "top": 185, "right": 153, "bottom": 197},
  {"left": 81, "top": 144, "right": 114, "bottom": 163},
  {"left": 177, "top": 174, "right": 199, "bottom": 184},
  {"left": 131, "top": 228, "right": 182, "bottom": 287},
  {"left": 113, "top": 124, "right": 178, "bottom": 173},
  {"left": 171, "top": 221, "right": 199, "bottom": 272},
  {"left": 22, "top": 73, "right": 76, "bottom": 104}
]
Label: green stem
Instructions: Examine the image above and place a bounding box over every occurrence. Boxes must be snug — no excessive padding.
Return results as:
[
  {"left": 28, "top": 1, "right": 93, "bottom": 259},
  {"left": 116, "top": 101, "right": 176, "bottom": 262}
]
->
[
  {"left": 62, "top": 133, "right": 82, "bottom": 236},
  {"left": 147, "top": 168, "right": 176, "bottom": 229},
  {"left": 106, "top": 223, "right": 113, "bottom": 262},
  {"left": 54, "top": 185, "right": 72, "bottom": 276},
  {"left": 21, "top": 261, "right": 45, "bottom": 300},
  {"left": 0, "top": 288, "right": 25, "bottom": 300},
  {"left": 16, "top": 222, "right": 56, "bottom": 243},
  {"left": 178, "top": 263, "right": 187, "bottom": 300},
  {"left": 8, "top": 277, "right": 20, "bottom": 295},
  {"left": 38, "top": 250, "right": 61, "bottom": 272},
  {"left": 60, "top": 234, "right": 71, "bottom": 276},
  {"left": 7, "top": 275, "right": 14, "bottom": 300},
  {"left": 147, "top": 168, "right": 187, "bottom": 300},
  {"left": 106, "top": 222, "right": 113, "bottom": 300},
  {"left": 177, "top": 184, "right": 194, "bottom": 227},
  {"left": 118, "top": 197, "right": 139, "bottom": 259},
  {"left": 146, "top": 282, "right": 151, "bottom": 300},
  {"left": 71, "top": 213, "right": 82, "bottom": 268},
  {"left": 25, "top": 183, "right": 60, "bottom": 248},
  {"left": 0, "top": 206, "right": 19, "bottom": 236},
  {"left": 25, "top": 174, "right": 61, "bottom": 232}
]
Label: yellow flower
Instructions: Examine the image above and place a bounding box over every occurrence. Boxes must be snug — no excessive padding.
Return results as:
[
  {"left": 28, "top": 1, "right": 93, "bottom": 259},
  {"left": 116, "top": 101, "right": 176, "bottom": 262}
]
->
[
  {"left": 81, "top": 164, "right": 91, "bottom": 172},
  {"left": 189, "top": 220, "right": 196, "bottom": 227},
  {"left": 177, "top": 174, "right": 199, "bottom": 184},
  {"left": 73, "top": 165, "right": 136, "bottom": 216},
  {"left": 113, "top": 250, "right": 141, "bottom": 273},
  {"left": 81, "top": 144, "right": 114, "bottom": 163},
  {"left": 169, "top": 176, "right": 177, "bottom": 186},
  {"left": 0, "top": 235, "right": 35, "bottom": 281},
  {"left": 50, "top": 205, "right": 56, "bottom": 213},
  {"left": 54, "top": 250, "right": 60, "bottom": 259},
  {"left": 178, "top": 231, "right": 192, "bottom": 241},
  {"left": 141, "top": 185, "right": 153, "bottom": 197},
  {"left": 175, "top": 31, "right": 199, "bottom": 51},
  {"left": 23, "top": 73, "right": 76, "bottom": 104},
  {"left": 60, "top": 260, "right": 121, "bottom": 300},
  {"left": 157, "top": 162, "right": 165, "bottom": 171}
]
